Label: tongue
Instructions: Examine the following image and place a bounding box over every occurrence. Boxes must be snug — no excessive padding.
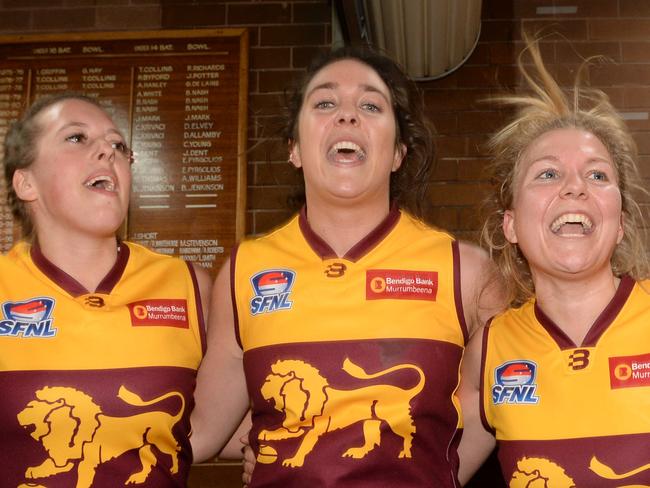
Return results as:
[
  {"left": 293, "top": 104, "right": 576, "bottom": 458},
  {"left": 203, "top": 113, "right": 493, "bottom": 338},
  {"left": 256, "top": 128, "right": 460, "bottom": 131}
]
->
[
  {"left": 331, "top": 149, "right": 361, "bottom": 163},
  {"left": 557, "top": 223, "right": 585, "bottom": 235}
]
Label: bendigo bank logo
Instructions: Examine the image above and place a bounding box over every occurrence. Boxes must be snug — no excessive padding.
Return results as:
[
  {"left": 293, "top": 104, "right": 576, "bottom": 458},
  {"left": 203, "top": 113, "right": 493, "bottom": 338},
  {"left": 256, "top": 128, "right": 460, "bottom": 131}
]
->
[
  {"left": 492, "top": 360, "right": 540, "bottom": 405},
  {"left": 0, "top": 297, "right": 57, "bottom": 338},
  {"left": 250, "top": 269, "right": 295, "bottom": 315},
  {"left": 609, "top": 352, "right": 650, "bottom": 389}
]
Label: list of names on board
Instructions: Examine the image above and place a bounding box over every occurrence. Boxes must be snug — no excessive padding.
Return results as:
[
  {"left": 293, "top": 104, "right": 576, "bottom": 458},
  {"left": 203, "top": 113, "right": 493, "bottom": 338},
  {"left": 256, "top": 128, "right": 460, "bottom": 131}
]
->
[{"left": 0, "top": 30, "right": 247, "bottom": 274}]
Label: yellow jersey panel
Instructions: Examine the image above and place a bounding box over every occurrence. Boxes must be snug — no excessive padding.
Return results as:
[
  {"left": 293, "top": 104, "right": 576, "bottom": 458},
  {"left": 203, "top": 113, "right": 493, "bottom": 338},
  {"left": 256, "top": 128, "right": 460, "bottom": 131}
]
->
[
  {"left": 0, "top": 241, "right": 205, "bottom": 487},
  {"left": 481, "top": 276, "right": 650, "bottom": 486},
  {"left": 235, "top": 208, "right": 467, "bottom": 488}
]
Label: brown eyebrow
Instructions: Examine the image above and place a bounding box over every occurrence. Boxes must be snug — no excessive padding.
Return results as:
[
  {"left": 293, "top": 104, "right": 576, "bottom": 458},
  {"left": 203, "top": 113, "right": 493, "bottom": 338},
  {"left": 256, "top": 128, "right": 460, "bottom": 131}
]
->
[{"left": 305, "top": 81, "right": 391, "bottom": 104}]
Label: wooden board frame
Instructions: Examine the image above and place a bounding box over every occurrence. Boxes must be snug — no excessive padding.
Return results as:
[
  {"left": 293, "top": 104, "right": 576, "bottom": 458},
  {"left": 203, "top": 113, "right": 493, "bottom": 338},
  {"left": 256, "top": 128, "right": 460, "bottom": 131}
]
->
[{"left": 0, "top": 28, "right": 248, "bottom": 275}]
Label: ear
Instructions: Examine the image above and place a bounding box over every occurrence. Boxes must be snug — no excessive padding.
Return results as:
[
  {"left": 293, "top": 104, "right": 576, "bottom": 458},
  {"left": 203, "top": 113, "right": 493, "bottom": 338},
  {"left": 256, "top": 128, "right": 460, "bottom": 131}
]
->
[
  {"left": 13, "top": 169, "right": 38, "bottom": 203},
  {"left": 392, "top": 143, "right": 406, "bottom": 172},
  {"left": 502, "top": 209, "right": 518, "bottom": 244},
  {"left": 288, "top": 140, "right": 301, "bottom": 169},
  {"left": 617, "top": 212, "right": 625, "bottom": 245}
]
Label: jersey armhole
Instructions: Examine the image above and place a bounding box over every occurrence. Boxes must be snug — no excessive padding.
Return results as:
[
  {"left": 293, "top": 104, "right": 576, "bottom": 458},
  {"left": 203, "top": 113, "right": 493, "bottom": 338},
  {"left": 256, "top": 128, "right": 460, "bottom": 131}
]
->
[
  {"left": 479, "top": 320, "right": 496, "bottom": 435},
  {"left": 186, "top": 261, "right": 207, "bottom": 356},
  {"left": 452, "top": 240, "right": 470, "bottom": 344},
  {"left": 230, "top": 243, "right": 243, "bottom": 350}
]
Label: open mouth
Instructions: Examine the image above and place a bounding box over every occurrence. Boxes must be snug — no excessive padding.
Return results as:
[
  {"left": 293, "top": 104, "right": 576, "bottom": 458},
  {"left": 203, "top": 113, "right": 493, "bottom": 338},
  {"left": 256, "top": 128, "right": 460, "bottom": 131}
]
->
[
  {"left": 550, "top": 213, "right": 593, "bottom": 236},
  {"left": 327, "top": 141, "right": 366, "bottom": 162},
  {"left": 84, "top": 175, "right": 116, "bottom": 192}
]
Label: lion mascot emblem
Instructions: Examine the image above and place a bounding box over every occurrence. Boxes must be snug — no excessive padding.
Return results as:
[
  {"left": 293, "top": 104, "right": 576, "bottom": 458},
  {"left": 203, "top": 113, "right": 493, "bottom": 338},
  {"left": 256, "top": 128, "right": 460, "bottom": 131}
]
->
[
  {"left": 509, "top": 457, "right": 576, "bottom": 488},
  {"left": 258, "top": 358, "right": 425, "bottom": 467},
  {"left": 17, "top": 385, "right": 184, "bottom": 487}
]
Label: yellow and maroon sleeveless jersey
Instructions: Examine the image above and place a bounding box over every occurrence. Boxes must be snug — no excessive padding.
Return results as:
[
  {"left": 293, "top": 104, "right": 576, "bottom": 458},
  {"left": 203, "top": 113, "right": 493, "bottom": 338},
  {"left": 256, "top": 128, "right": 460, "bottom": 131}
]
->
[
  {"left": 481, "top": 275, "right": 650, "bottom": 486},
  {"left": 233, "top": 207, "right": 468, "bottom": 487},
  {"left": 0, "top": 240, "right": 205, "bottom": 487}
]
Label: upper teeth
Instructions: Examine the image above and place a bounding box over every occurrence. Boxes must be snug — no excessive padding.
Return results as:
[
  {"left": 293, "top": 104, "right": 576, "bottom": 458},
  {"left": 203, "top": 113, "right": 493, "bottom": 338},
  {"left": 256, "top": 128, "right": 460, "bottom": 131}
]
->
[
  {"left": 332, "top": 141, "right": 362, "bottom": 152},
  {"left": 329, "top": 141, "right": 366, "bottom": 159},
  {"left": 550, "top": 213, "right": 593, "bottom": 233},
  {"left": 85, "top": 175, "right": 115, "bottom": 191}
]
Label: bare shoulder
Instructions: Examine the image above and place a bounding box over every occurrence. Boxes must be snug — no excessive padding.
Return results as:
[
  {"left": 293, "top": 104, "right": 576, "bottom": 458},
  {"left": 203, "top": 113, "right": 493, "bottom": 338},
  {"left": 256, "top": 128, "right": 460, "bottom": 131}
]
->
[
  {"left": 190, "top": 263, "right": 213, "bottom": 325},
  {"left": 457, "top": 240, "right": 506, "bottom": 335}
]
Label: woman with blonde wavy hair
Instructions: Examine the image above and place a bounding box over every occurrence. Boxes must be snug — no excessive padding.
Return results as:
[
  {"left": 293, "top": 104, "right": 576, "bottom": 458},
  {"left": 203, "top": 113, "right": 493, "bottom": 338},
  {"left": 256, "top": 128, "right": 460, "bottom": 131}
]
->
[{"left": 458, "top": 34, "right": 650, "bottom": 486}]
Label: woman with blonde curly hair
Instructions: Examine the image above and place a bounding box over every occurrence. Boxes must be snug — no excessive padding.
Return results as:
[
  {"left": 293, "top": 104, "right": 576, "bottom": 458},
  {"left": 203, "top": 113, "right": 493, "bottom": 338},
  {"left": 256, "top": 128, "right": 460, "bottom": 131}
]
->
[{"left": 458, "top": 34, "right": 650, "bottom": 486}]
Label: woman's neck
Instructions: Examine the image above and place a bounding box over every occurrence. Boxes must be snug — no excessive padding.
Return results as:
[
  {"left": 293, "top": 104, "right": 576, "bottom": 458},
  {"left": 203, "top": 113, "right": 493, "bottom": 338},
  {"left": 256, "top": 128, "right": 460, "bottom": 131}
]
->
[
  {"left": 533, "top": 268, "right": 620, "bottom": 346},
  {"left": 305, "top": 198, "right": 392, "bottom": 258},
  {"left": 35, "top": 232, "right": 119, "bottom": 293}
]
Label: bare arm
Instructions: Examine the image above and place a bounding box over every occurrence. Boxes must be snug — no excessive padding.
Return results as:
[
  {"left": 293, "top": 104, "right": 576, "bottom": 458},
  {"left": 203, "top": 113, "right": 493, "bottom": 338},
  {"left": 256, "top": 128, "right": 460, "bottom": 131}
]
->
[
  {"left": 458, "top": 241, "right": 506, "bottom": 336},
  {"left": 191, "top": 263, "right": 212, "bottom": 324},
  {"left": 457, "top": 329, "right": 496, "bottom": 485},
  {"left": 217, "top": 411, "right": 252, "bottom": 460},
  {"left": 191, "top": 258, "right": 250, "bottom": 462}
]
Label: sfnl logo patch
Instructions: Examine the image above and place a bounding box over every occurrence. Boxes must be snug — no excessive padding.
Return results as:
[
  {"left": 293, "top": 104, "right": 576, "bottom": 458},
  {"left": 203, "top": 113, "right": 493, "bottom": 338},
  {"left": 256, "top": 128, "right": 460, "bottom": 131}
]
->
[
  {"left": 0, "top": 297, "right": 57, "bottom": 338},
  {"left": 492, "top": 360, "right": 540, "bottom": 405},
  {"left": 250, "top": 269, "right": 295, "bottom": 315}
]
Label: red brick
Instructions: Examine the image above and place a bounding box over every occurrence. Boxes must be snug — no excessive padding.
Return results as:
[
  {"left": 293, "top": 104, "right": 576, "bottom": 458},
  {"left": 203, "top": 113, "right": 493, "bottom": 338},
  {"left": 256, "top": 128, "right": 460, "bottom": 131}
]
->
[
  {"left": 467, "top": 134, "right": 491, "bottom": 157},
  {"left": 457, "top": 65, "right": 518, "bottom": 88},
  {"left": 0, "top": 9, "right": 30, "bottom": 31},
  {"left": 591, "top": 20, "right": 650, "bottom": 41},
  {"left": 466, "top": 43, "right": 491, "bottom": 65},
  {"left": 458, "top": 158, "right": 490, "bottom": 181},
  {"left": 293, "top": 45, "right": 329, "bottom": 68},
  {"left": 427, "top": 206, "right": 459, "bottom": 230},
  {"left": 622, "top": 87, "right": 650, "bottom": 109},
  {"left": 4, "top": 0, "right": 62, "bottom": 6},
  {"left": 435, "top": 135, "right": 467, "bottom": 158},
  {"left": 250, "top": 47, "right": 290, "bottom": 69},
  {"left": 622, "top": 42, "right": 650, "bottom": 63},
  {"left": 252, "top": 209, "right": 295, "bottom": 234},
  {"left": 633, "top": 132, "right": 650, "bottom": 155},
  {"left": 248, "top": 184, "right": 296, "bottom": 210},
  {"left": 431, "top": 159, "right": 458, "bottom": 181},
  {"left": 480, "top": 20, "right": 520, "bottom": 42},
  {"left": 555, "top": 41, "right": 621, "bottom": 63},
  {"left": 591, "top": 64, "right": 650, "bottom": 86},
  {"left": 458, "top": 206, "right": 485, "bottom": 231},
  {"left": 260, "top": 24, "right": 326, "bottom": 46},
  {"left": 96, "top": 5, "right": 161, "bottom": 29},
  {"left": 228, "top": 2, "right": 291, "bottom": 24},
  {"left": 620, "top": 0, "right": 650, "bottom": 17},
  {"left": 254, "top": 161, "right": 302, "bottom": 185},
  {"left": 247, "top": 137, "right": 288, "bottom": 163},
  {"left": 457, "top": 110, "right": 509, "bottom": 135},
  {"left": 430, "top": 182, "right": 490, "bottom": 206},
  {"left": 522, "top": 20, "right": 588, "bottom": 41},
  {"left": 428, "top": 112, "right": 458, "bottom": 135},
  {"left": 249, "top": 92, "right": 285, "bottom": 116},
  {"left": 293, "top": 1, "right": 329, "bottom": 23},
  {"left": 33, "top": 7, "right": 94, "bottom": 30},
  {"left": 161, "top": 3, "right": 226, "bottom": 28},
  {"left": 258, "top": 68, "right": 302, "bottom": 93},
  {"left": 423, "top": 89, "right": 494, "bottom": 111}
]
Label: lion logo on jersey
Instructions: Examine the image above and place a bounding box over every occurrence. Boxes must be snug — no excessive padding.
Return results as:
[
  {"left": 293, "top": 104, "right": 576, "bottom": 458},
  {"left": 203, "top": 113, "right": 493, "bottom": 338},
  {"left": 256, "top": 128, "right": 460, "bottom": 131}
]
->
[
  {"left": 590, "top": 455, "right": 650, "bottom": 483},
  {"left": 509, "top": 457, "right": 576, "bottom": 487},
  {"left": 257, "top": 358, "right": 425, "bottom": 467},
  {"left": 17, "top": 385, "right": 184, "bottom": 487}
]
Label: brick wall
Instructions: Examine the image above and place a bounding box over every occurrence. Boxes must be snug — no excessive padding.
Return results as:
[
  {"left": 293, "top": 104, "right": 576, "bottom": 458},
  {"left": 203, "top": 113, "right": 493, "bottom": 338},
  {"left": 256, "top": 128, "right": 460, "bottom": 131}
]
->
[{"left": 1, "top": 0, "right": 649, "bottom": 485}]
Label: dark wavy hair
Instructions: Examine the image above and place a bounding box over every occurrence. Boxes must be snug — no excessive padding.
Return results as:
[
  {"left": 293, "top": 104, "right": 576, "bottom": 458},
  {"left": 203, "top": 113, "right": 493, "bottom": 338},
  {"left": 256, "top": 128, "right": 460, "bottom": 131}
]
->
[{"left": 282, "top": 45, "right": 436, "bottom": 220}]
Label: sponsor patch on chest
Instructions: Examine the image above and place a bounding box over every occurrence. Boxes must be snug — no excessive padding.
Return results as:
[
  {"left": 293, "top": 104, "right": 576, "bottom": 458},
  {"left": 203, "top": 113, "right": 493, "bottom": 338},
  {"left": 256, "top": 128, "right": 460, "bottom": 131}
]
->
[
  {"left": 127, "top": 299, "right": 189, "bottom": 328},
  {"left": 609, "top": 352, "right": 650, "bottom": 389},
  {"left": 492, "top": 360, "right": 540, "bottom": 404},
  {"left": 0, "top": 297, "right": 57, "bottom": 338},
  {"left": 366, "top": 269, "right": 438, "bottom": 301}
]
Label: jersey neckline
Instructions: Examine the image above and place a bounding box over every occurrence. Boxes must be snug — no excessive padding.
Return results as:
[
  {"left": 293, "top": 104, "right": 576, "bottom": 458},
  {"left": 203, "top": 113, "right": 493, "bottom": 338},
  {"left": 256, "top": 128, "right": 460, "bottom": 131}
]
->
[
  {"left": 297, "top": 204, "right": 401, "bottom": 262},
  {"left": 533, "top": 274, "right": 635, "bottom": 349}
]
